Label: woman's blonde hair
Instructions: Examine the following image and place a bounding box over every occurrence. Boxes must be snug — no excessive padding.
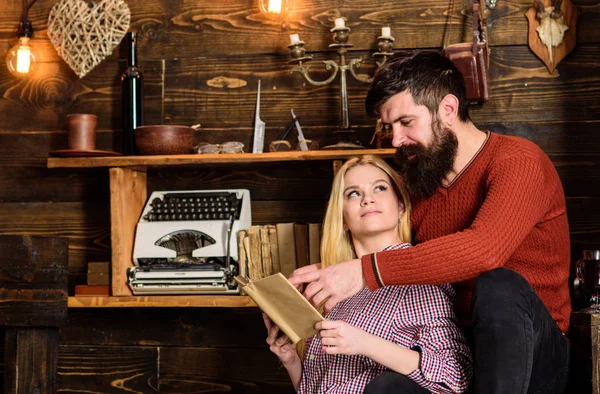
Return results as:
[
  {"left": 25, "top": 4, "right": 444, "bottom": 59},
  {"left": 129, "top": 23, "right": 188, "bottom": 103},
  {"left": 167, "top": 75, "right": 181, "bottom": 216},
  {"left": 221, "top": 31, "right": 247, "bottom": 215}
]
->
[
  {"left": 296, "top": 155, "right": 411, "bottom": 358},
  {"left": 320, "top": 154, "right": 411, "bottom": 269}
]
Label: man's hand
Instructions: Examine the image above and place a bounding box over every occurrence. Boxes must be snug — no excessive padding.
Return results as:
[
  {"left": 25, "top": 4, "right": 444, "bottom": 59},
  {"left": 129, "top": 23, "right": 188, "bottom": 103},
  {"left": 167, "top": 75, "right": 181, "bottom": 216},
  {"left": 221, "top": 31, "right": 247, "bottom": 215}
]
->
[
  {"left": 316, "top": 320, "right": 369, "bottom": 356},
  {"left": 288, "top": 258, "right": 365, "bottom": 312},
  {"left": 262, "top": 313, "right": 300, "bottom": 367}
]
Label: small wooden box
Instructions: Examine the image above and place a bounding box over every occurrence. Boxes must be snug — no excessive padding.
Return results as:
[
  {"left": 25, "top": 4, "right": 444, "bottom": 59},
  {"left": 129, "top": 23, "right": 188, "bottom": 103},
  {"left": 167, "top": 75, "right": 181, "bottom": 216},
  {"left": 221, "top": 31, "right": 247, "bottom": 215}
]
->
[{"left": 570, "top": 311, "right": 600, "bottom": 394}]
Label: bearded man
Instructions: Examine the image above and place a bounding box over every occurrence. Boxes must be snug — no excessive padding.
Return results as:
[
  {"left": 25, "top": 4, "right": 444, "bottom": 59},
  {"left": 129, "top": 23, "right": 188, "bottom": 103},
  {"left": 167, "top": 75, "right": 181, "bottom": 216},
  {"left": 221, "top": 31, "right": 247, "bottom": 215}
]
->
[{"left": 289, "top": 51, "right": 571, "bottom": 394}]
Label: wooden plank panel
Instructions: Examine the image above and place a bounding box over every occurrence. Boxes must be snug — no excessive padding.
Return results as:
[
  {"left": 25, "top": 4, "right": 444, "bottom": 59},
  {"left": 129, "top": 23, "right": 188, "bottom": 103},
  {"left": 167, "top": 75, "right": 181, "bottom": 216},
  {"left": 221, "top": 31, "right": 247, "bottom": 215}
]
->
[
  {"left": 0, "top": 288, "right": 67, "bottom": 326},
  {"left": 0, "top": 328, "right": 4, "bottom": 389},
  {"left": 0, "top": 44, "right": 597, "bottom": 138},
  {"left": 0, "top": 239, "right": 67, "bottom": 327},
  {"left": 57, "top": 346, "right": 158, "bottom": 393},
  {"left": 0, "top": 59, "right": 164, "bottom": 132},
  {"left": 1, "top": 0, "right": 597, "bottom": 63},
  {"left": 567, "top": 197, "right": 600, "bottom": 246},
  {"left": 479, "top": 121, "right": 600, "bottom": 156},
  {"left": 163, "top": 45, "right": 600, "bottom": 128},
  {"left": 162, "top": 50, "right": 396, "bottom": 129},
  {"left": 159, "top": 347, "right": 291, "bottom": 393},
  {"left": 0, "top": 202, "right": 111, "bottom": 277},
  {"left": 0, "top": 235, "right": 68, "bottom": 325},
  {"left": 148, "top": 162, "right": 334, "bottom": 200},
  {"left": 4, "top": 328, "right": 59, "bottom": 393},
  {"left": 472, "top": 45, "right": 600, "bottom": 124},
  {"left": 486, "top": 0, "right": 600, "bottom": 46},
  {"left": 0, "top": 167, "right": 108, "bottom": 202},
  {"left": 569, "top": 313, "right": 594, "bottom": 394},
  {"left": 0, "top": 158, "right": 333, "bottom": 202},
  {"left": 61, "top": 308, "right": 267, "bottom": 347},
  {"left": 0, "top": 235, "right": 68, "bottom": 284},
  {"left": 0, "top": 131, "right": 119, "bottom": 167}
]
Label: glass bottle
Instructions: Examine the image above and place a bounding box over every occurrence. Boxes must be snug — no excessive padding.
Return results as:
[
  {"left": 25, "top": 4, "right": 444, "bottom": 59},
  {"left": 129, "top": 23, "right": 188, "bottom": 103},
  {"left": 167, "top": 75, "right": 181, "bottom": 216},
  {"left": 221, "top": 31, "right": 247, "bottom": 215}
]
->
[{"left": 121, "top": 32, "right": 144, "bottom": 155}]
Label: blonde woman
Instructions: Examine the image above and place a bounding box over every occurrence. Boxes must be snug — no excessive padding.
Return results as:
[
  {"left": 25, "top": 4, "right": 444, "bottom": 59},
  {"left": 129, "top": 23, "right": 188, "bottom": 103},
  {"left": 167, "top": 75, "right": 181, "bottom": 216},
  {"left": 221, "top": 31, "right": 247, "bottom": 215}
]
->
[{"left": 264, "top": 155, "right": 472, "bottom": 393}]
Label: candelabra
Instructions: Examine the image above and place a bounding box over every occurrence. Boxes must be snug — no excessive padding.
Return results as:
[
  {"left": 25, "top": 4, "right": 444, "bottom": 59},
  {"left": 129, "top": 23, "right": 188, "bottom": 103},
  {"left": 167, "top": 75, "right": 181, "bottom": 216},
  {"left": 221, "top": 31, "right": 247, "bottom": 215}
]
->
[{"left": 288, "top": 19, "right": 394, "bottom": 149}]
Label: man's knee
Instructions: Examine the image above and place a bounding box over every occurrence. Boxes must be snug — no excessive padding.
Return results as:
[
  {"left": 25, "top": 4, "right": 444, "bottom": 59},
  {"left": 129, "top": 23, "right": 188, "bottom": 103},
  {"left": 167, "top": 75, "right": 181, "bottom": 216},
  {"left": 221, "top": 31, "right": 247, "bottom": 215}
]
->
[
  {"left": 364, "top": 371, "right": 397, "bottom": 393},
  {"left": 472, "top": 268, "right": 531, "bottom": 313},
  {"left": 364, "top": 371, "right": 424, "bottom": 394}
]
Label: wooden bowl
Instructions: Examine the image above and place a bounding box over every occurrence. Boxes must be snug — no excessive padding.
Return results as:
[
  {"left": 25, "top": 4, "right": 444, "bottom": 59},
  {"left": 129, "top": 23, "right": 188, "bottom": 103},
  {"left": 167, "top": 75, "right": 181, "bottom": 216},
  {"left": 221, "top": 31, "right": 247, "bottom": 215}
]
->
[{"left": 135, "top": 125, "right": 195, "bottom": 155}]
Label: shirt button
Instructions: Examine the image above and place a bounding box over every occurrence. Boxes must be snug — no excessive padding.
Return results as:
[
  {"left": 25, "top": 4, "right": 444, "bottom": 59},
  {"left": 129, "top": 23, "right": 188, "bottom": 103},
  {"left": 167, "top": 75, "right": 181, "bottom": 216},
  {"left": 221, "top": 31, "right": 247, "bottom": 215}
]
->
[
  {"left": 309, "top": 354, "right": 315, "bottom": 360},
  {"left": 426, "top": 373, "right": 432, "bottom": 379}
]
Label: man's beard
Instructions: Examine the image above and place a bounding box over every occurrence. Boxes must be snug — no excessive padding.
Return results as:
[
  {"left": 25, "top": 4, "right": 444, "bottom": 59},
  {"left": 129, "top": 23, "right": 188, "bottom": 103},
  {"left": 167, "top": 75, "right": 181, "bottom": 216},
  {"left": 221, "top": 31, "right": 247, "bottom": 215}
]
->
[{"left": 394, "top": 118, "right": 458, "bottom": 199}]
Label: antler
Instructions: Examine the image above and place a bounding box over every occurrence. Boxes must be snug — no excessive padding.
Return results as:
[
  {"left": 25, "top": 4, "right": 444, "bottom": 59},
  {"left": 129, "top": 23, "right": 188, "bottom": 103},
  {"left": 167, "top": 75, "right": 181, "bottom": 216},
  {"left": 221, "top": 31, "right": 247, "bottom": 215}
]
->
[
  {"left": 551, "top": 0, "right": 564, "bottom": 18},
  {"left": 535, "top": 0, "right": 546, "bottom": 14}
]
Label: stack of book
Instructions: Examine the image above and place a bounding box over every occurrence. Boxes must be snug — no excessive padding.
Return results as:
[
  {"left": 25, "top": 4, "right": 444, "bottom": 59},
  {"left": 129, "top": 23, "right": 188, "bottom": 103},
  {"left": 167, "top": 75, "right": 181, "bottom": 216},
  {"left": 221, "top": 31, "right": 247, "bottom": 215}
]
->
[
  {"left": 237, "top": 223, "right": 321, "bottom": 282},
  {"left": 74, "top": 262, "right": 110, "bottom": 296}
]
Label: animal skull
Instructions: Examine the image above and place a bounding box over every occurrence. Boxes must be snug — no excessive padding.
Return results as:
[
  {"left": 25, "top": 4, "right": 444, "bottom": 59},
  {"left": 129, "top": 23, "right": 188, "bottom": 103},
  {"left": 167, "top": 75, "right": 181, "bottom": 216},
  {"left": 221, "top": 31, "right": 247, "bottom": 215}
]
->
[{"left": 535, "top": 0, "right": 569, "bottom": 65}]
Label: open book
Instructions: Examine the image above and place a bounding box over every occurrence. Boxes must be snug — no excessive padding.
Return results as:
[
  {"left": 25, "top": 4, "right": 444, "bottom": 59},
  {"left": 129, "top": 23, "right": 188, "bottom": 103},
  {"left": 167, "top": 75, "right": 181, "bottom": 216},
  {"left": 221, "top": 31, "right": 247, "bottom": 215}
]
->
[{"left": 235, "top": 273, "right": 324, "bottom": 344}]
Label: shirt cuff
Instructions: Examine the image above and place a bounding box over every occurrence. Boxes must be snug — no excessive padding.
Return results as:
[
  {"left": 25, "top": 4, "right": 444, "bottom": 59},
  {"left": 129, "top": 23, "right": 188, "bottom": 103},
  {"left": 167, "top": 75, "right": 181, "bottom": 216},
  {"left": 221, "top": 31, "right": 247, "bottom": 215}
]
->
[{"left": 407, "top": 348, "right": 464, "bottom": 393}]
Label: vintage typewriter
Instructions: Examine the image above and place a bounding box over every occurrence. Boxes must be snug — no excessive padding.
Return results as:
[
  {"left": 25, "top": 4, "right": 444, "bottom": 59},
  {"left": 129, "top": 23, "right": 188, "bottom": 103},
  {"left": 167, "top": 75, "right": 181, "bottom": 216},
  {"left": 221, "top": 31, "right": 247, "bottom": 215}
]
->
[{"left": 129, "top": 189, "right": 251, "bottom": 295}]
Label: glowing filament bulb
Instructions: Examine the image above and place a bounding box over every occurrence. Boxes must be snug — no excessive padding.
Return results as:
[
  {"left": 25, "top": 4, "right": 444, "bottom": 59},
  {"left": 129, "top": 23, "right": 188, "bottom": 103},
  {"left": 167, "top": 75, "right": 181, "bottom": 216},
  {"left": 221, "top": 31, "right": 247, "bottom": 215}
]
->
[
  {"left": 268, "top": 0, "right": 282, "bottom": 13},
  {"left": 16, "top": 40, "right": 32, "bottom": 74}
]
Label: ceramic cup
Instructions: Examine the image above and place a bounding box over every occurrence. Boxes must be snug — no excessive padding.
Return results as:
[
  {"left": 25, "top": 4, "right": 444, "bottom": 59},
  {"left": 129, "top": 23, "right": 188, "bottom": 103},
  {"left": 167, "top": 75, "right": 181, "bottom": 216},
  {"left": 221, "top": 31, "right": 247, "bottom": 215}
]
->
[{"left": 67, "top": 113, "right": 97, "bottom": 151}]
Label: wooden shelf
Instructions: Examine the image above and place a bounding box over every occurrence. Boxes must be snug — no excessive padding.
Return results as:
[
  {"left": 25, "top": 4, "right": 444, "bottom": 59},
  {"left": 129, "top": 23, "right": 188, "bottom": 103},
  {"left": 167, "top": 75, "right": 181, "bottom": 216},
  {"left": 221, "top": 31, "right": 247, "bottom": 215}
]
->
[
  {"left": 54, "top": 149, "right": 396, "bottom": 304},
  {"left": 47, "top": 149, "right": 396, "bottom": 168},
  {"left": 68, "top": 295, "right": 257, "bottom": 308}
]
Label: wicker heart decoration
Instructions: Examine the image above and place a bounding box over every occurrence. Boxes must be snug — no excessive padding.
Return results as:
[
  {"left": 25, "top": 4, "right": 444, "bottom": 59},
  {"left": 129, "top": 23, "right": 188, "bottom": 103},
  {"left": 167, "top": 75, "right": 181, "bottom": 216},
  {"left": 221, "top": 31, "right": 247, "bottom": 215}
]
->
[{"left": 48, "top": 0, "right": 131, "bottom": 78}]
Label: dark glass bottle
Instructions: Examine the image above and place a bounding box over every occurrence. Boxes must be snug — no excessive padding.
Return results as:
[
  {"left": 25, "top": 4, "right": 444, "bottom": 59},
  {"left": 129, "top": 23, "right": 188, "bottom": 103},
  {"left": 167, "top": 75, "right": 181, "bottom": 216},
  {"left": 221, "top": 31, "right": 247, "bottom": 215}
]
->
[{"left": 121, "top": 32, "right": 144, "bottom": 155}]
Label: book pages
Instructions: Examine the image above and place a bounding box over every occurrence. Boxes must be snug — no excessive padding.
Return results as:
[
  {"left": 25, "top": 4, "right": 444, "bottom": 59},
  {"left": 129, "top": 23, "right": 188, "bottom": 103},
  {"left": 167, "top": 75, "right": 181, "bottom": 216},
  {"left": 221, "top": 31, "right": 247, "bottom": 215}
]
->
[{"left": 235, "top": 273, "right": 324, "bottom": 344}]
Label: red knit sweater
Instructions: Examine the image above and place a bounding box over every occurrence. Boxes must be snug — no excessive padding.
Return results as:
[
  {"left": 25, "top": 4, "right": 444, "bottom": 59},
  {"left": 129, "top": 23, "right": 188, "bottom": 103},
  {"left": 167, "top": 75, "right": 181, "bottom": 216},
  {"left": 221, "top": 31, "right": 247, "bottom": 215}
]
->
[{"left": 362, "top": 132, "right": 572, "bottom": 333}]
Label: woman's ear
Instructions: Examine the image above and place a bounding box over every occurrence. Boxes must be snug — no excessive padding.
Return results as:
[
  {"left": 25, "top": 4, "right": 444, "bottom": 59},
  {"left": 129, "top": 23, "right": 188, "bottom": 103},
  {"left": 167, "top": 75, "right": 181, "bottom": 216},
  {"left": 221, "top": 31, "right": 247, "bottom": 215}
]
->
[{"left": 398, "top": 202, "right": 405, "bottom": 216}]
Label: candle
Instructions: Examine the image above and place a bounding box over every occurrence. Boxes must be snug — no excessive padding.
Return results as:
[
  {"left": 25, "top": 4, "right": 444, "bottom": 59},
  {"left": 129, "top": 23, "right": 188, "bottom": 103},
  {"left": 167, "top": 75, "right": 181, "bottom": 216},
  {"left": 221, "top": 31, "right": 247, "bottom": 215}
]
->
[
  {"left": 289, "top": 34, "right": 301, "bottom": 45},
  {"left": 334, "top": 17, "right": 345, "bottom": 29},
  {"left": 382, "top": 27, "right": 391, "bottom": 38}
]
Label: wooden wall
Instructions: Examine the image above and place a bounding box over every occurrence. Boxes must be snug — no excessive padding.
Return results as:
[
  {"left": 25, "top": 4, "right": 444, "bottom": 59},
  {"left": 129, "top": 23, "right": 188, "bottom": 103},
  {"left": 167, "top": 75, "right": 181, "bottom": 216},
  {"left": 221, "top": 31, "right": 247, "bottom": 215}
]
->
[{"left": 0, "top": 0, "right": 599, "bottom": 391}]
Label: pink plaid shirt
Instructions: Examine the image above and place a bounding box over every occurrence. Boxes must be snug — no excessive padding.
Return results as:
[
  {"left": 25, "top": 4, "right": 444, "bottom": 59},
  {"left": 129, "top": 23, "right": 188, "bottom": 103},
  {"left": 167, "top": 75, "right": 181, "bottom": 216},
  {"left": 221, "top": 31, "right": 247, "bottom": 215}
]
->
[{"left": 298, "top": 243, "right": 473, "bottom": 394}]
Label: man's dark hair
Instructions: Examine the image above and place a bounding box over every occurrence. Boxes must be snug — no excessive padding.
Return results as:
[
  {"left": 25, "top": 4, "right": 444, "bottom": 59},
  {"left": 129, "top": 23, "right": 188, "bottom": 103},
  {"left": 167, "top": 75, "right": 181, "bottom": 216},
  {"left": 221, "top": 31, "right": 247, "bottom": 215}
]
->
[{"left": 365, "top": 51, "right": 470, "bottom": 122}]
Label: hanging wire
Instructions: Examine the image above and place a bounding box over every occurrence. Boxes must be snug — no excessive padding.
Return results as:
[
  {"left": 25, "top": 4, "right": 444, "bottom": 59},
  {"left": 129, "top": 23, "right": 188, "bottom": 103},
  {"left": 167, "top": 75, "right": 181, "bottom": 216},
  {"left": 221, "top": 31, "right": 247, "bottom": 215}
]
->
[{"left": 22, "top": 0, "right": 38, "bottom": 22}]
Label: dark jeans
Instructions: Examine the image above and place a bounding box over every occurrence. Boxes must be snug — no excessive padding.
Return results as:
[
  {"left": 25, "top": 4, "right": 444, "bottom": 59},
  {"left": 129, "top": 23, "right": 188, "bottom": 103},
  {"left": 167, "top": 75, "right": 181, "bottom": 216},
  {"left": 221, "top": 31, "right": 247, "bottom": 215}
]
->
[
  {"left": 363, "top": 371, "right": 429, "bottom": 394},
  {"left": 470, "top": 268, "right": 570, "bottom": 393},
  {"left": 362, "top": 268, "right": 570, "bottom": 394}
]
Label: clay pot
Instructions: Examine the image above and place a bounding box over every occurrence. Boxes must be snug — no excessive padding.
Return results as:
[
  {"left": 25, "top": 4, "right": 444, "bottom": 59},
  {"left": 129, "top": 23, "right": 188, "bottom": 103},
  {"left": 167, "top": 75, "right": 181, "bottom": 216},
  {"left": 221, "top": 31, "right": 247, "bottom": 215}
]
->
[
  {"left": 67, "top": 113, "right": 97, "bottom": 151},
  {"left": 134, "top": 125, "right": 195, "bottom": 155}
]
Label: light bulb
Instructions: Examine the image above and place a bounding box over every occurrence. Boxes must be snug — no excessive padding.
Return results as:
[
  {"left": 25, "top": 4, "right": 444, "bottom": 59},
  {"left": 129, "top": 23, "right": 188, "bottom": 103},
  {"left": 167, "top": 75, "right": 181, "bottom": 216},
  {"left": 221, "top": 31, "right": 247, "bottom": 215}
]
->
[
  {"left": 259, "top": 0, "right": 292, "bottom": 19},
  {"left": 6, "top": 36, "right": 38, "bottom": 78}
]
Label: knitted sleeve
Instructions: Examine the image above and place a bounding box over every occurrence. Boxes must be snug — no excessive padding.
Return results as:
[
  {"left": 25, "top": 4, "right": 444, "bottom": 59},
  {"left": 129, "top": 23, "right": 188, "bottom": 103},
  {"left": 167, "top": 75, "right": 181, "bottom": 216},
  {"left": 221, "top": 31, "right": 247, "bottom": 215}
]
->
[{"left": 362, "top": 152, "right": 555, "bottom": 288}]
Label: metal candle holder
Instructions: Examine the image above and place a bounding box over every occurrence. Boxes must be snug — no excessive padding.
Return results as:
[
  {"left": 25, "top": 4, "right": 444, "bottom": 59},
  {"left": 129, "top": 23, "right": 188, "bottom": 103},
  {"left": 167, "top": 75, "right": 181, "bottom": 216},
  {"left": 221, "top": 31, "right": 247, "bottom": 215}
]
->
[{"left": 288, "top": 24, "right": 395, "bottom": 149}]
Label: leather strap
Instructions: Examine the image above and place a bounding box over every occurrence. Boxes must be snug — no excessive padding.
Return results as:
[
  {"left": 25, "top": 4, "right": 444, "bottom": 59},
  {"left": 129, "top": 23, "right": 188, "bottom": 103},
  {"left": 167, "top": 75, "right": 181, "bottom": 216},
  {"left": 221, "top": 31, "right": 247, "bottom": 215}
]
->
[
  {"left": 443, "top": 0, "right": 484, "bottom": 54},
  {"left": 472, "top": 1, "right": 480, "bottom": 55}
]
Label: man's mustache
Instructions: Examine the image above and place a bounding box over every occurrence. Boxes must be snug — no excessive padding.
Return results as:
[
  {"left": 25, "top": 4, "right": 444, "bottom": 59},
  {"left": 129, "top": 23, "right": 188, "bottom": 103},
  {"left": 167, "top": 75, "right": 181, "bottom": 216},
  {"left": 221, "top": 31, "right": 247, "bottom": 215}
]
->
[{"left": 396, "top": 143, "right": 426, "bottom": 161}]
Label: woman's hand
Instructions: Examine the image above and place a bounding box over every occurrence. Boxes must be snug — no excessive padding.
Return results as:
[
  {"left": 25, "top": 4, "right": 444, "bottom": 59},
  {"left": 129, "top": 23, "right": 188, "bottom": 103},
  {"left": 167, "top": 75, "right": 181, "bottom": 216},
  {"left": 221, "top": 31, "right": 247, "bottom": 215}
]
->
[
  {"left": 316, "top": 320, "right": 369, "bottom": 356},
  {"left": 263, "top": 313, "right": 300, "bottom": 367}
]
